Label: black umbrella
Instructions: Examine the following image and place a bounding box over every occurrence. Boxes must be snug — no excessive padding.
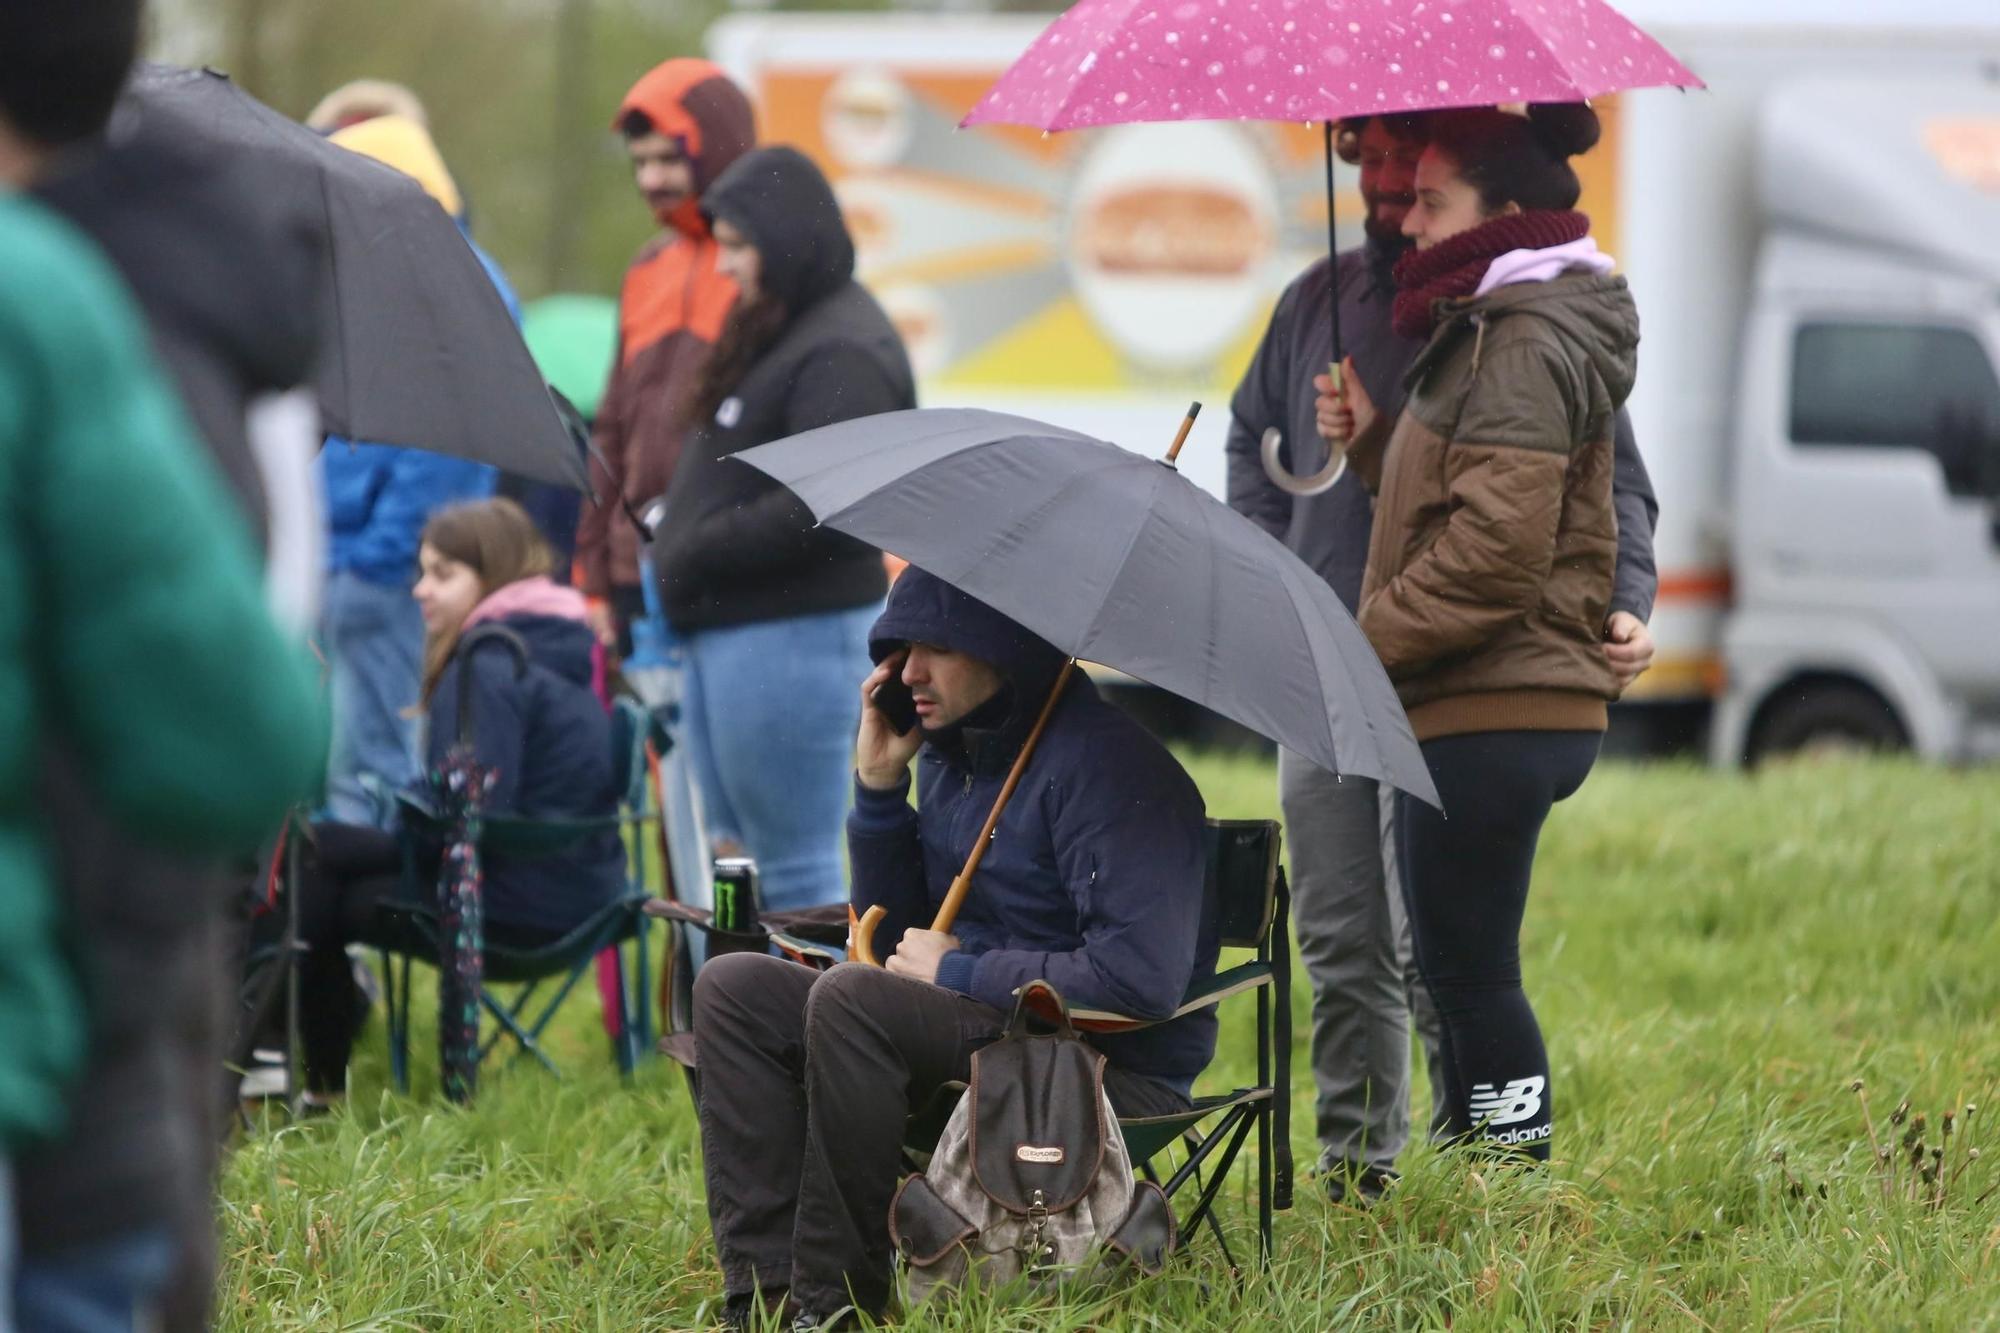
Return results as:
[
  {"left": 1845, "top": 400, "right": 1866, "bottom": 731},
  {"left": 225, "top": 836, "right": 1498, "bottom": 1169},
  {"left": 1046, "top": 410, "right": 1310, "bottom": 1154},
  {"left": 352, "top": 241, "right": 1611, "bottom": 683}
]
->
[
  {"left": 743, "top": 406, "right": 1437, "bottom": 965},
  {"left": 740, "top": 406, "right": 1438, "bottom": 803},
  {"left": 114, "top": 64, "right": 586, "bottom": 489}
]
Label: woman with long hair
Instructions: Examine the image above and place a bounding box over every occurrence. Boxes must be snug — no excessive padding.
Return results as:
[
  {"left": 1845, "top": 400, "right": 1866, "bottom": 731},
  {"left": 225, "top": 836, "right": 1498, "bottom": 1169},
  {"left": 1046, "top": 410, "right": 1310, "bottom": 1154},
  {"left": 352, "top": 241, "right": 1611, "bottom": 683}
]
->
[
  {"left": 649, "top": 145, "right": 916, "bottom": 916},
  {"left": 290, "top": 497, "right": 624, "bottom": 1105},
  {"left": 1327, "top": 103, "right": 1637, "bottom": 1161}
]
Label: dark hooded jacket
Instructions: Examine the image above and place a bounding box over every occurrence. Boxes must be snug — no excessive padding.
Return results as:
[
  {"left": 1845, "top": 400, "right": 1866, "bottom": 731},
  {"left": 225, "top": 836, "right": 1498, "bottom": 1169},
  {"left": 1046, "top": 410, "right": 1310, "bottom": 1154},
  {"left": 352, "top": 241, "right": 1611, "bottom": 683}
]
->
[
  {"left": 37, "top": 134, "right": 322, "bottom": 546},
  {"left": 847, "top": 570, "right": 1218, "bottom": 1096},
  {"left": 426, "top": 596, "right": 625, "bottom": 932},
  {"left": 650, "top": 146, "right": 914, "bottom": 630}
]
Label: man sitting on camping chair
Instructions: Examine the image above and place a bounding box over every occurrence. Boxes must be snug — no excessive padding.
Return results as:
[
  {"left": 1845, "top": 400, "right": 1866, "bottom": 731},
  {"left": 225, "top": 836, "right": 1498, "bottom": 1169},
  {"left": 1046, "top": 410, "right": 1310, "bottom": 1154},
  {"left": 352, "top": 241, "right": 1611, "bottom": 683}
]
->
[{"left": 693, "top": 568, "right": 1218, "bottom": 1329}]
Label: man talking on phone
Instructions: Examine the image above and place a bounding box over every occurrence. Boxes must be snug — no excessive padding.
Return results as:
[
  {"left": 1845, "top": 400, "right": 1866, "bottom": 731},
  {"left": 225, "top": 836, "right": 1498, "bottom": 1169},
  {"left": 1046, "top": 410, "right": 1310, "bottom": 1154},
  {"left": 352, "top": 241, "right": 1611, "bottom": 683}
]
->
[{"left": 688, "top": 568, "right": 1217, "bottom": 1330}]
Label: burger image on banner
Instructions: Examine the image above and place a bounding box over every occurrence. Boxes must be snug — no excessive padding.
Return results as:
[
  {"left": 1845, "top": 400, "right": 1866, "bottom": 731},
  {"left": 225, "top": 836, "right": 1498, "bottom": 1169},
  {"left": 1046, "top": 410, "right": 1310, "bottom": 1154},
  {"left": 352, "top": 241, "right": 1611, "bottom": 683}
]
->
[
  {"left": 823, "top": 68, "right": 916, "bottom": 171},
  {"left": 1065, "top": 121, "right": 1279, "bottom": 372}
]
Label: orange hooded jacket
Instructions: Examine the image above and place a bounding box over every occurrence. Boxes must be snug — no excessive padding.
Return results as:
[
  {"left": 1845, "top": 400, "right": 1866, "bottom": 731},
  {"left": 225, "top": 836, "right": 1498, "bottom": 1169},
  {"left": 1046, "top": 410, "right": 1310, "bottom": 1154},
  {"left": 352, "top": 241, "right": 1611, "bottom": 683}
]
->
[{"left": 575, "top": 59, "right": 755, "bottom": 598}]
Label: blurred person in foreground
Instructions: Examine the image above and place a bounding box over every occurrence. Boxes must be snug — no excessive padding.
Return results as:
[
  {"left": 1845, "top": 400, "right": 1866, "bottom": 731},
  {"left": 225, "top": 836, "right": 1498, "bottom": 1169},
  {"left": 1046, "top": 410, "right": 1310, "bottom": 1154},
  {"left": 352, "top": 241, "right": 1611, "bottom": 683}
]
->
[
  {"left": 574, "top": 59, "right": 755, "bottom": 653},
  {"left": 26, "top": 36, "right": 326, "bottom": 1333},
  {"left": 0, "top": 1, "right": 327, "bottom": 1324},
  {"left": 317, "top": 111, "right": 511, "bottom": 828},
  {"left": 1225, "top": 110, "right": 1659, "bottom": 1201},
  {"left": 1326, "top": 103, "right": 1638, "bottom": 1165},
  {"left": 650, "top": 146, "right": 914, "bottom": 914}
]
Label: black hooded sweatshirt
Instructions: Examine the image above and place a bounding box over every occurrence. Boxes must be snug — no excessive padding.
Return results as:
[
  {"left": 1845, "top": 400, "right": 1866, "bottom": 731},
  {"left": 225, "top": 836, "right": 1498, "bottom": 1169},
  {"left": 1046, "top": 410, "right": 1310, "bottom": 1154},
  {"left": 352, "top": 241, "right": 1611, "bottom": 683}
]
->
[{"left": 650, "top": 146, "right": 915, "bottom": 630}]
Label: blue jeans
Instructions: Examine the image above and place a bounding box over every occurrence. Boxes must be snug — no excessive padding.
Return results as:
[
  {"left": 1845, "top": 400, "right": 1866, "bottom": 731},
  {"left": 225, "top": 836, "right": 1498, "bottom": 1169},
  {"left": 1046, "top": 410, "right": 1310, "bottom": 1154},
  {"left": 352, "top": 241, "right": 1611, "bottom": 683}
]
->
[
  {"left": 678, "top": 604, "right": 878, "bottom": 913},
  {"left": 12, "top": 1227, "right": 176, "bottom": 1333},
  {"left": 321, "top": 570, "right": 423, "bottom": 828}
]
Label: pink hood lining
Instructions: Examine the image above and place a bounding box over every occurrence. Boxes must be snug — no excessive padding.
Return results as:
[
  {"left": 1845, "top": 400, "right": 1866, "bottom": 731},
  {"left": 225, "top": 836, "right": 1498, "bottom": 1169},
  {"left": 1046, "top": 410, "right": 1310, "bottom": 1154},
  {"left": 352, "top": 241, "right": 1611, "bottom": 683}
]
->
[
  {"left": 1474, "top": 236, "right": 1616, "bottom": 298},
  {"left": 462, "top": 576, "right": 590, "bottom": 631}
]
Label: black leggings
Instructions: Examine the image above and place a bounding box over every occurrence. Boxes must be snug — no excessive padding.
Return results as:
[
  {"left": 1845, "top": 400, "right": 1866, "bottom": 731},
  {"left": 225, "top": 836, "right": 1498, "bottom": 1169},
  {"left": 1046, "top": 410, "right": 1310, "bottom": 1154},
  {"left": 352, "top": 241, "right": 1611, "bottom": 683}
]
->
[
  {"left": 291, "top": 823, "right": 556, "bottom": 1094},
  {"left": 1395, "top": 730, "right": 1599, "bottom": 1160}
]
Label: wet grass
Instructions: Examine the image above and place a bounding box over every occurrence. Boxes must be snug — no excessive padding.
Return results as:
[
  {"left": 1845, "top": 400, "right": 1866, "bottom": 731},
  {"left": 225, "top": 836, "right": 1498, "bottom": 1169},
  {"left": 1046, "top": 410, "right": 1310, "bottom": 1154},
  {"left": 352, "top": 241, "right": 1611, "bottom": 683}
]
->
[{"left": 219, "top": 756, "right": 2000, "bottom": 1330}]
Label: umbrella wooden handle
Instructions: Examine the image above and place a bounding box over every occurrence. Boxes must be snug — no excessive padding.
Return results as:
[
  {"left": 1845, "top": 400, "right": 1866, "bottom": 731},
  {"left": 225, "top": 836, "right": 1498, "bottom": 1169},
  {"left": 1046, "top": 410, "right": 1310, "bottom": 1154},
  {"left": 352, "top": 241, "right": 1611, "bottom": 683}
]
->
[
  {"left": 1163, "top": 401, "right": 1202, "bottom": 466},
  {"left": 849, "top": 660, "right": 1077, "bottom": 968},
  {"left": 851, "top": 904, "right": 889, "bottom": 967}
]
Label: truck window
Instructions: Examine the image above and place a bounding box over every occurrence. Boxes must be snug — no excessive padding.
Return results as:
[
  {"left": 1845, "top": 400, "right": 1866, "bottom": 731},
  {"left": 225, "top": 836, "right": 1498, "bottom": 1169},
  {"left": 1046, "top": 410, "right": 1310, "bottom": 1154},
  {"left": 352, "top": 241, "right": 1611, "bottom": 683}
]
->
[{"left": 1790, "top": 322, "right": 2000, "bottom": 498}]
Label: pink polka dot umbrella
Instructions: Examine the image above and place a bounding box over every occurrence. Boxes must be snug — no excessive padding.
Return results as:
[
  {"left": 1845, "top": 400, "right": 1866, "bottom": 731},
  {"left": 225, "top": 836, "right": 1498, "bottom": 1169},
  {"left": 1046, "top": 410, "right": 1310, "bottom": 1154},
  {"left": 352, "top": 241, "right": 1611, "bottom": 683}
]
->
[{"left": 962, "top": 0, "right": 1702, "bottom": 481}]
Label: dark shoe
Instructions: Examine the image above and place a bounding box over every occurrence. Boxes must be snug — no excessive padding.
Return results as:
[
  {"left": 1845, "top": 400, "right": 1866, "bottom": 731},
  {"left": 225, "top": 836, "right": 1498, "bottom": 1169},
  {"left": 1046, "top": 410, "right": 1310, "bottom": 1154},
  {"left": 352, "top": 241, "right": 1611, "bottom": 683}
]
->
[
  {"left": 790, "top": 1306, "right": 863, "bottom": 1332},
  {"left": 1324, "top": 1162, "right": 1398, "bottom": 1206},
  {"left": 720, "top": 1288, "right": 792, "bottom": 1331}
]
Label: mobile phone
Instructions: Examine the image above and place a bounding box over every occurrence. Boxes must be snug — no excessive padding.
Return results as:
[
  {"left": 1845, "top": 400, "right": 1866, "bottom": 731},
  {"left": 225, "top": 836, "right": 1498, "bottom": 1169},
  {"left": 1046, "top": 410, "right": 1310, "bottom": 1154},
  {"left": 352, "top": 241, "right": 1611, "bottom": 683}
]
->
[{"left": 871, "top": 676, "right": 919, "bottom": 735}]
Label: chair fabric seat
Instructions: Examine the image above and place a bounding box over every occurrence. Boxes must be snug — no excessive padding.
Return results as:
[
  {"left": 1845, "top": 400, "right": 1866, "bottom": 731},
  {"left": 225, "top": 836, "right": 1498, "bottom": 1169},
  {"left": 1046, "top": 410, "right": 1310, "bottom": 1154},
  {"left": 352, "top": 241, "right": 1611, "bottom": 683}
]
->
[
  {"left": 1117, "top": 1088, "right": 1273, "bottom": 1164},
  {"left": 369, "top": 893, "right": 649, "bottom": 984}
]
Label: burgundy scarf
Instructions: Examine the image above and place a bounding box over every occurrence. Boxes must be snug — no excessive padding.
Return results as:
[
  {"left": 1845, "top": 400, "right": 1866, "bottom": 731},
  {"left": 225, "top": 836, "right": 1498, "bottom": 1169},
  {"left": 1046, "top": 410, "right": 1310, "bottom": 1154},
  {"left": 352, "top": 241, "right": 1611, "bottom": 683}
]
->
[{"left": 1391, "top": 211, "right": 1591, "bottom": 339}]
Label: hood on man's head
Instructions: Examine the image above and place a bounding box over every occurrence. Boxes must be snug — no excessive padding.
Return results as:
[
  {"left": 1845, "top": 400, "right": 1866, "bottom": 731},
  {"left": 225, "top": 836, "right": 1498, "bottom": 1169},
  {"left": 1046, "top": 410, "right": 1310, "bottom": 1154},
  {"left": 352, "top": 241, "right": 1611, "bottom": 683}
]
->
[
  {"left": 617, "top": 59, "right": 756, "bottom": 236},
  {"left": 331, "top": 114, "right": 462, "bottom": 218},
  {"left": 869, "top": 567, "right": 1067, "bottom": 705},
  {"left": 701, "top": 145, "right": 855, "bottom": 315}
]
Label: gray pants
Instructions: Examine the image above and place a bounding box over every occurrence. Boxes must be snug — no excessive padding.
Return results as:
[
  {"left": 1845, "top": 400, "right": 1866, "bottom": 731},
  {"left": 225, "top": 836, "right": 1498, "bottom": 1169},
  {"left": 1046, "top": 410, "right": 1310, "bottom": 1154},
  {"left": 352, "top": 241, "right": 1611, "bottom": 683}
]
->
[{"left": 1279, "top": 751, "right": 1447, "bottom": 1175}]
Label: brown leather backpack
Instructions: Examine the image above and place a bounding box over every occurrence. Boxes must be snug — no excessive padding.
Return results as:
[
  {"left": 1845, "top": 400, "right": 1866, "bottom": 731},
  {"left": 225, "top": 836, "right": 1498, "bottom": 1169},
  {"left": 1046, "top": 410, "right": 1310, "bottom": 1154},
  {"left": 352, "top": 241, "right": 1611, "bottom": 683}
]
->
[{"left": 888, "top": 981, "right": 1175, "bottom": 1306}]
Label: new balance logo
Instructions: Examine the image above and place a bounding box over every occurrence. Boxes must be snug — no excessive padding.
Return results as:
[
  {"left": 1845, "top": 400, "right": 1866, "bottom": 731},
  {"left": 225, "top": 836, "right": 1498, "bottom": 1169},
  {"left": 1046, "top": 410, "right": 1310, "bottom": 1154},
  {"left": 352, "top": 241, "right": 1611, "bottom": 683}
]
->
[{"left": 1468, "top": 1076, "right": 1546, "bottom": 1128}]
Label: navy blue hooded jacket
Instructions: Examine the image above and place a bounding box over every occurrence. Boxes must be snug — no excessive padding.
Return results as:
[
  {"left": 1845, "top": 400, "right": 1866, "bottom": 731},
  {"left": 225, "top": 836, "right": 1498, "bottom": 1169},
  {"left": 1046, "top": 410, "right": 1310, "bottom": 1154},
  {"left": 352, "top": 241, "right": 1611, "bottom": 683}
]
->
[
  {"left": 427, "top": 600, "right": 624, "bottom": 932},
  {"left": 847, "top": 570, "right": 1218, "bottom": 1095}
]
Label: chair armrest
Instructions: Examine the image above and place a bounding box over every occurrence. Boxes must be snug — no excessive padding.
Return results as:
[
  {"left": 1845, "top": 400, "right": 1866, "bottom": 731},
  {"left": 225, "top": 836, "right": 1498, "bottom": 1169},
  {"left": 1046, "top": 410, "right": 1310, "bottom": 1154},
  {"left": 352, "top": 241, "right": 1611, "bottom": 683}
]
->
[{"left": 1028, "top": 962, "right": 1273, "bottom": 1034}]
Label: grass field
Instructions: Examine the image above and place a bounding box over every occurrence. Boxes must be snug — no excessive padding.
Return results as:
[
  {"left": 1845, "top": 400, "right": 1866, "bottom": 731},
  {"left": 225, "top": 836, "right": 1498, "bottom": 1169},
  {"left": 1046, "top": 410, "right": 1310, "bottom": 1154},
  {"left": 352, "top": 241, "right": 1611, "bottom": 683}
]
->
[{"left": 219, "top": 756, "right": 2000, "bottom": 1331}]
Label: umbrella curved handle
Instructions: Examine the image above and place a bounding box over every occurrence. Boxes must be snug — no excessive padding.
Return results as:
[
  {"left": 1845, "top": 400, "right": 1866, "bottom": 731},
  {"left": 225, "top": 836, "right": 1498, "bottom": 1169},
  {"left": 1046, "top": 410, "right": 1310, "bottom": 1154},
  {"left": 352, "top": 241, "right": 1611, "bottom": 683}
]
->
[
  {"left": 851, "top": 904, "right": 889, "bottom": 967},
  {"left": 1260, "top": 426, "right": 1347, "bottom": 497}
]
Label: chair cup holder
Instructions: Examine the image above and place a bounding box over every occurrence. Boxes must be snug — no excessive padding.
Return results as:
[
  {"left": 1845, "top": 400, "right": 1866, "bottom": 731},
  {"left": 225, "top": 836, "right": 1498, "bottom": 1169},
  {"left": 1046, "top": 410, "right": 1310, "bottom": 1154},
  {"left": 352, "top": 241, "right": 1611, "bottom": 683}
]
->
[{"left": 706, "top": 923, "right": 771, "bottom": 958}]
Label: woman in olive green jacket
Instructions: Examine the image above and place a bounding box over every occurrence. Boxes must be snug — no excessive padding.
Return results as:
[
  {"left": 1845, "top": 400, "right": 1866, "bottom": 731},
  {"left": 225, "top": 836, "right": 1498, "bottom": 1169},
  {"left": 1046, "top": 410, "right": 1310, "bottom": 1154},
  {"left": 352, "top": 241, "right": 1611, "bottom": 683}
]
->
[{"left": 1329, "top": 104, "right": 1638, "bottom": 1164}]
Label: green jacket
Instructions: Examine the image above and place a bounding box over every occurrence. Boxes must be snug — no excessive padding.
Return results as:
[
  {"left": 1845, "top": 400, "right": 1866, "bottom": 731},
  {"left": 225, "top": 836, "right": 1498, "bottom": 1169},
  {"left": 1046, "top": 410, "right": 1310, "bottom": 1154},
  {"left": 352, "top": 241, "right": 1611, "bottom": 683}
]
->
[{"left": 0, "top": 194, "right": 327, "bottom": 1148}]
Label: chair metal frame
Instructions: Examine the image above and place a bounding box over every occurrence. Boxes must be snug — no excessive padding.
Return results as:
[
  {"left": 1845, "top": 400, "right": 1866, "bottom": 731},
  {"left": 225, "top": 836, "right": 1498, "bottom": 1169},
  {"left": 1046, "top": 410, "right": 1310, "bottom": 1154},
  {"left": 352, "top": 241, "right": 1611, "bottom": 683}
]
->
[
  {"left": 892, "top": 819, "right": 1295, "bottom": 1271},
  {"left": 1029, "top": 818, "right": 1293, "bottom": 1269}
]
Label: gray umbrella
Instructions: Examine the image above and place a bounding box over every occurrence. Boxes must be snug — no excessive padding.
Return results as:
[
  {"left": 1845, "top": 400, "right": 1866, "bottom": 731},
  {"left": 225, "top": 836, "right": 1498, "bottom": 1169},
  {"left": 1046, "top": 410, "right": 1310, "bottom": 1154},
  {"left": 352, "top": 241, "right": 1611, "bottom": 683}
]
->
[
  {"left": 739, "top": 407, "right": 1439, "bottom": 806},
  {"left": 116, "top": 65, "right": 586, "bottom": 489}
]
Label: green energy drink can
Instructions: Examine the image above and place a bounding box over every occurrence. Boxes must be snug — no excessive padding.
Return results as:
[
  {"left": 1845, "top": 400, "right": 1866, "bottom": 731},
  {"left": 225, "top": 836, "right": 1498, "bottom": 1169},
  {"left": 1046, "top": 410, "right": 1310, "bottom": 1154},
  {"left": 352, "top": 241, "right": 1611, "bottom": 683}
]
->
[{"left": 713, "top": 857, "right": 759, "bottom": 931}]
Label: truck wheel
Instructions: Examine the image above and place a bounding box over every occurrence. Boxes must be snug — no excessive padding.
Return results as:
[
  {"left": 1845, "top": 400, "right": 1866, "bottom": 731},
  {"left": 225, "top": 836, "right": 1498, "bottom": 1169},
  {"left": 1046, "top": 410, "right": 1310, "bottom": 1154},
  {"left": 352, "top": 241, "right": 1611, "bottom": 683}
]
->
[{"left": 1747, "top": 682, "right": 1909, "bottom": 764}]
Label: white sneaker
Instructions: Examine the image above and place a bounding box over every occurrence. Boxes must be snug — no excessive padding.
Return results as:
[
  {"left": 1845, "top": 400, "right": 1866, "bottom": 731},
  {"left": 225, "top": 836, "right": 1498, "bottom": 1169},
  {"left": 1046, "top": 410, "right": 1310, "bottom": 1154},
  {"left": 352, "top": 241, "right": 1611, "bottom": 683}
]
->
[{"left": 239, "top": 1061, "right": 289, "bottom": 1100}]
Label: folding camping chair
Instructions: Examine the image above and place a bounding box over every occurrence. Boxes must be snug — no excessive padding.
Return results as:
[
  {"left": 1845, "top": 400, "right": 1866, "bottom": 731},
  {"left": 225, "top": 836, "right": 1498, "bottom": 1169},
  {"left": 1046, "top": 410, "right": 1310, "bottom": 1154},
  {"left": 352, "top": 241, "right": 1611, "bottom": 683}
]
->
[
  {"left": 659, "top": 816, "right": 1294, "bottom": 1268},
  {"left": 902, "top": 818, "right": 1294, "bottom": 1272},
  {"left": 371, "top": 694, "right": 658, "bottom": 1091}
]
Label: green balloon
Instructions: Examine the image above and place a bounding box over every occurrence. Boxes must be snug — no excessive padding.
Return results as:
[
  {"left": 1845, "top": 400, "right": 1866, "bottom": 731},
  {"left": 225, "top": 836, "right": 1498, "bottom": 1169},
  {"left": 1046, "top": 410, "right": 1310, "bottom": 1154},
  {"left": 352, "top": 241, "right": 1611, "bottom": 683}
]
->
[{"left": 522, "top": 294, "right": 619, "bottom": 421}]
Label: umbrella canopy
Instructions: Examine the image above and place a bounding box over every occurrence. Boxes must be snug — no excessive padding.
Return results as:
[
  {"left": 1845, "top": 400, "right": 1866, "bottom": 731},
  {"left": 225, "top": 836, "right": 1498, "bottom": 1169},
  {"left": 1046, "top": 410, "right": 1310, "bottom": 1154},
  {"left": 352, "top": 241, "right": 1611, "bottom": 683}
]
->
[
  {"left": 118, "top": 65, "right": 587, "bottom": 489},
  {"left": 961, "top": 0, "right": 1701, "bottom": 497},
  {"left": 961, "top": 0, "right": 1702, "bottom": 132},
  {"left": 523, "top": 295, "right": 619, "bottom": 422},
  {"left": 739, "top": 407, "right": 1439, "bottom": 806}
]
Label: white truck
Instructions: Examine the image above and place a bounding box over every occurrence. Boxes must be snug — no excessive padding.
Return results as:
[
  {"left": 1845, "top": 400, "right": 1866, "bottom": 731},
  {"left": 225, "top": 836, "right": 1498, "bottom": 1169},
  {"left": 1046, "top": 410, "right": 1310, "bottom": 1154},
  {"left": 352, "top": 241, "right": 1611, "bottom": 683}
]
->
[{"left": 710, "top": 5, "right": 2000, "bottom": 764}]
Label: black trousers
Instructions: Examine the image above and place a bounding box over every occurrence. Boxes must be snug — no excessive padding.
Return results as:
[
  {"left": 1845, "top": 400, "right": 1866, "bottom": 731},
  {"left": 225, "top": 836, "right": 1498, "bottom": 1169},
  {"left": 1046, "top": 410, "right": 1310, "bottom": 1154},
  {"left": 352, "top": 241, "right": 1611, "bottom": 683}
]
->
[
  {"left": 692, "top": 955, "right": 1187, "bottom": 1316},
  {"left": 290, "top": 823, "right": 556, "bottom": 1094},
  {"left": 1395, "top": 730, "right": 1599, "bottom": 1161}
]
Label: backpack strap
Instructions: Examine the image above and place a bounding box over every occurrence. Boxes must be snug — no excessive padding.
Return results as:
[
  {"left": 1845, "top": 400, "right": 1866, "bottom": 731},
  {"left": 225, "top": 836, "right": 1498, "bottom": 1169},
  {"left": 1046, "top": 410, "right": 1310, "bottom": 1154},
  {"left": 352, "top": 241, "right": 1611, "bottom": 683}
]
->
[{"left": 450, "top": 624, "right": 530, "bottom": 746}]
